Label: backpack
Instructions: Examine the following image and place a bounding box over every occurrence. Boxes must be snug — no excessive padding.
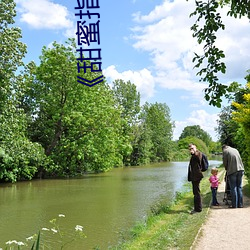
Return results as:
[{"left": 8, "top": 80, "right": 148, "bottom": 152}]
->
[{"left": 200, "top": 153, "right": 209, "bottom": 172}]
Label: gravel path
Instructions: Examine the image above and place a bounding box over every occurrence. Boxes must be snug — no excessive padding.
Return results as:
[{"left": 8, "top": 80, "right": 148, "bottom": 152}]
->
[{"left": 192, "top": 174, "right": 250, "bottom": 250}]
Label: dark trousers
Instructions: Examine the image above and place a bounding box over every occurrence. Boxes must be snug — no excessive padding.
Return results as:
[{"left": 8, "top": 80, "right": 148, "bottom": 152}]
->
[
  {"left": 211, "top": 187, "right": 218, "bottom": 205},
  {"left": 192, "top": 181, "right": 202, "bottom": 212}
]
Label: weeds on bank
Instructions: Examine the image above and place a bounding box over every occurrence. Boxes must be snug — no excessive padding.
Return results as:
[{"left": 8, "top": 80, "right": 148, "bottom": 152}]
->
[
  {"left": 112, "top": 177, "right": 213, "bottom": 250},
  {"left": 1, "top": 214, "right": 86, "bottom": 250},
  {"left": 243, "top": 178, "right": 250, "bottom": 197}
]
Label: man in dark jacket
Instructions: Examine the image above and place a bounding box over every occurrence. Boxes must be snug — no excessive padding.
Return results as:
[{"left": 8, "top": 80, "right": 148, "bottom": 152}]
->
[{"left": 188, "top": 143, "right": 204, "bottom": 214}]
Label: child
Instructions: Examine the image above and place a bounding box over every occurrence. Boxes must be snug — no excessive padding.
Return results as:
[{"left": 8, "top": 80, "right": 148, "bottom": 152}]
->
[{"left": 209, "top": 168, "right": 220, "bottom": 206}]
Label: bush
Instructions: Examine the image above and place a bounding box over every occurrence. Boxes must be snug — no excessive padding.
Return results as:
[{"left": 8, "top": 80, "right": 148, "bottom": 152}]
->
[{"left": 0, "top": 139, "right": 49, "bottom": 183}]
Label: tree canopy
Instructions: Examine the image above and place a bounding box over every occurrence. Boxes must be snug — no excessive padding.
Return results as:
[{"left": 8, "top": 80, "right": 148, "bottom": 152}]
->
[
  {"left": 0, "top": 0, "right": 48, "bottom": 182},
  {"left": 190, "top": 0, "right": 250, "bottom": 107},
  {"left": 179, "top": 125, "right": 212, "bottom": 146},
  {"left": 24, "top": 40, "right": 127, "bottom": 175},
  {"left": 178, "top": 136, "right": 209, "bottom": 156},
  {"left": 140, "top": 102, "right": 174, "bottom": 162},
  {"left": 216, "top": 72, "right": 250, "bottom": 176}
]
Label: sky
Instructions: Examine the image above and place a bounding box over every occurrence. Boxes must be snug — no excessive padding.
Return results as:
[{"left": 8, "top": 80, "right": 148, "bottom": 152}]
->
[{"left": 13, "top": 0, "right": 250, "bottom": 141}]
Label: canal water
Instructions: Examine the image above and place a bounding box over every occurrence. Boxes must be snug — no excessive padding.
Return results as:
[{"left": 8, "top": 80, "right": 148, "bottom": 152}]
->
[{"left": 0, "top": 160, "right": 221, "bottom": 249}]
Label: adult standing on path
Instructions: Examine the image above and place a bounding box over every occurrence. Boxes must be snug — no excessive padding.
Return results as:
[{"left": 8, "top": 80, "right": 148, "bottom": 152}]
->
[
  {"left": 222, "top": 144, "right": 244, "bottom": 208},
  {"left": 188, "top": 143, "right": 204, "bottom": 214}
]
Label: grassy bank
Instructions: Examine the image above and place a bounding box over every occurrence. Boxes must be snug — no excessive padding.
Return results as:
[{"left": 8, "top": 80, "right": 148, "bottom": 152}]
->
[{"left": 111, "top": 169, "right": 225, "bottom": 250}]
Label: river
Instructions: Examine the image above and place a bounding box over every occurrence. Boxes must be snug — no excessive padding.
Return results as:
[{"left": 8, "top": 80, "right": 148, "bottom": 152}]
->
[{"left": 0, "top": 160, "right": 221, "bottom": 249}]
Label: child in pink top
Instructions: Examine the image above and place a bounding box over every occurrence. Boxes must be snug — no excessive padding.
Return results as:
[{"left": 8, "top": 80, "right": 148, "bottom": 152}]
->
[{"left": 209, "top": 168, "right": 220, "bottom": 206}]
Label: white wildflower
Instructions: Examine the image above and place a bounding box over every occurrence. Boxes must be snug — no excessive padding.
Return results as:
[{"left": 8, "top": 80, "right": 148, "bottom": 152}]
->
[
  {"left": 51, "top": 228, "right": 58, "bottom": 233},
  {"left": 6, "top": 240, "right": 17, "bottom": 245},
  {"left": 26, "top": 236, "right": 34, "bottom": 241},
  {"left": 75, "top": 225, "right": 83, "bottom": 231},
  {"left": 42, "top": 227, "right": 50, "bottom": 231},
  {"left": 17, "top": 242, "right": 25, "bottom": 246},
  {"left": 58, "top": 214, "right": 65, "bottom": 217}
]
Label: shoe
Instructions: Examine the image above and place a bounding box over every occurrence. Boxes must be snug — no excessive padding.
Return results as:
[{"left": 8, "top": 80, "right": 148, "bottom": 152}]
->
[
  {"left": 228, "top": 205, "right": 236, "bottom": 208},
  {"left": 212, "top": 203, "right": 220, "bottom": 206},
  {"left": 190, "top": 209, "right": 201, "bottom": 214}
]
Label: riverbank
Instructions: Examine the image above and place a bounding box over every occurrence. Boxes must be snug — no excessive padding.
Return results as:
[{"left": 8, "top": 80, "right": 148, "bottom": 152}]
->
[
  {"left": 111, "top": 170, "right": 221, "bottom": 249},
  {"left": 112, "top": 169, "right": 250, "bottom": 250}
]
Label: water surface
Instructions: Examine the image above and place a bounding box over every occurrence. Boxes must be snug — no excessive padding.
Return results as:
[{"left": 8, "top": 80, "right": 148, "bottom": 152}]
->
[{"left": 0, "top": 160, "right": 221, "bottom": 249}]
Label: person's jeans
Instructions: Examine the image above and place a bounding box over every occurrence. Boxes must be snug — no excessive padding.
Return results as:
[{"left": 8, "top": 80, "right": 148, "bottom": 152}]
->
[
  {"left": 192, "top": 181, "right": 202, "bottom": 212},
  {"left": 228, "top": 170, "right": 244, "bottom": 208},
  {"left": 211, "top": 187, "right": 218, "bottom": 205}
]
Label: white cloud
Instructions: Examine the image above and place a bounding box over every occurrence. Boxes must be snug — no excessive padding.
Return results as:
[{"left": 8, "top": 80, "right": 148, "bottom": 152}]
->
[
  {"left": 131, "top": 0, "right": 197, "bottom": 86},
  {"left": 103, "top": 65, "right": 155, "bottom": 103},
  {"left": 132, "top": 1, "right": 176, "bottom": 23},
  {"left": 129, "top": 0, "right": 211, "bottom": 105},
  {"left": 214, "top": 8, "right": 250, "bottom": 81},
  {"left": 130, "top": 0, "right": 250, "bottom": 95},
  {"left": 16, "top": 0, "right": 74, "bottom": 35},
  {"left": 173, "top": 110, "right": 219, "bottom": 141}
]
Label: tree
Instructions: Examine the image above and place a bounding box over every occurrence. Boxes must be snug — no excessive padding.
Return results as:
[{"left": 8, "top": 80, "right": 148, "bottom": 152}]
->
[
  {"left": 129, "top": 122, "right": 153, "bottom": 165},
  {"left": 190, "top": 0, "right": 250, "bottom": 107},
  {"left": 209, "top": 141, "right": 222, "bottom": 155},
  {"left": 214, "top": 72, "right": 250, "bottom": 176},
  {"left": 112, "top": 79, "right": 140, "bottom": 123},
  {"left": 231, "top": 77, "right": 250, "bottom": 176},
  {"left": 0, "top": 0, "right": 49, "bottom": 183},
  {"left": 216, "top": 72, "right": 250, "bottom": 150},
  {"left": 24, "top": 39, "right": 125, "bottom": 175},
  {"left": 140, "top": 102, "right": 174, "bottom": 162},
  {"left": 178, "top": 136, "right": 209, "bottom": 156},
  {"left": 179, "top": 125, "right": 212, "bottom": 146},
  {"left": 0, "top": 0, "right": 26, "bottom": 109},
  {"left": 112, "top": 79, "right": 140, "bottom": 165},
  {"left": 216, "top": 106, "right": 240, "bottom": 147}
]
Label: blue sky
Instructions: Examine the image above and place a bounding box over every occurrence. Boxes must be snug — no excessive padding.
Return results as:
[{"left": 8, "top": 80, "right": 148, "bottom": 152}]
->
[{"left": 14, "top": 0, "right": 250, "bottom": 141}]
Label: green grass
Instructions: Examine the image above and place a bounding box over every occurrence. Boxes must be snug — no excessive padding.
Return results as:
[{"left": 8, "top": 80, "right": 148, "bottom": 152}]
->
[
  {"left": 111, "top": 170, "right": 225, "bottom": 250},
  {"left": 243, "top": 178, "right": 250, "bottom": 197}
]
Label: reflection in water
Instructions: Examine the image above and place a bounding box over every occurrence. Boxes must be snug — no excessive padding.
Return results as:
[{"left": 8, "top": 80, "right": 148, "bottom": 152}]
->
[{"left": 0, "top": 160, "right": 221, "bottom": 249}]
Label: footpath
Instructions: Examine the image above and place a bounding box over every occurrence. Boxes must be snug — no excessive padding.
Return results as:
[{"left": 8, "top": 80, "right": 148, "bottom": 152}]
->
[{"left": 191, "top": 173, "right": 250, "bottom": 250}]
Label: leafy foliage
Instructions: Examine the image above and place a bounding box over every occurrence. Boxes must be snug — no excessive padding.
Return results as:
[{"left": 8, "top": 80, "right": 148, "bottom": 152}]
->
[
  {"left": 231, "top": 80, "right": 250, "bottom": 176},
  {"left": 178, "top": 136, "right": 209, "bottom": 156},
  {"left": 215, "top": 72, "right": 250, "bottom": 176},
  {"left": 139, "top": 102, "right": 174, "bottom": 162},
  {"left": 112, "top": 79, "right": 140, "bottom": 165},
  {"left": 0, "top": 0, "right": 48, "bottom": 182},
  {"left": 0, "top": 0, "right": 27, "bottom": 106},
  {"left": 23, "top": 40, "right": 125, "bottom": 175},
  {"left": 112, "top": 79, "right": 140, "bottom": 123},
  {"left": 129, "top": 122, "right": 153, "bottom": 165},
  {"left": 179, "top": 125, "right": 212, "bottom": 146},
  {"left": 216, "top": 106, "right": 240, "bottom": 147},
  {"left": 111, "top": 82, "right": 174, "bottom": 165},
  {"left": 190, "top": 0, "right": 250, "bottom": 107}
]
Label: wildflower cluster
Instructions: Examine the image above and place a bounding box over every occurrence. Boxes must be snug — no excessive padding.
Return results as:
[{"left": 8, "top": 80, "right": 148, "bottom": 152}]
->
[
  {"left": 1, "top": 214, "right": 86, "bottom": 249},
  {"left": 5, "top": 240, "right": 25, "bottom": 247}
]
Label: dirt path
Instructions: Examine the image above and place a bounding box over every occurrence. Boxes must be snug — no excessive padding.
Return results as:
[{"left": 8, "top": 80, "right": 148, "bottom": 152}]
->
[{"left": 192, "top": 174, "right": 250, "bottom": 250}]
